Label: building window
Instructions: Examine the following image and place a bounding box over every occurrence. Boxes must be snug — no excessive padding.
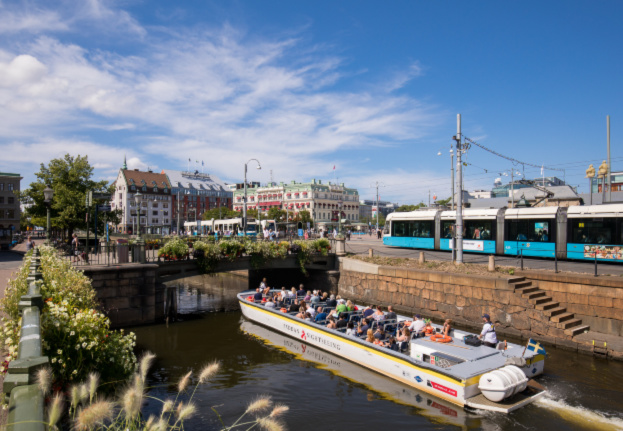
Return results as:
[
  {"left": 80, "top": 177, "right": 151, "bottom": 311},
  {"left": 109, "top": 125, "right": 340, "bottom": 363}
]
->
[
  {"left": 142, "top": 186, "right": 147, "bottom": 191},
  {"left": 131, "top": 185, "right": 136, "bottom": 191},
  {"left": 0, "top": 197, "right": 3, "bottom": 204},
  {"left": 7, "top": 184, "right": 13, "bottom": 191},
  {"left": 8, "top": 197, "right": 14, "bottom": 204},
  {"left": 153, "top": 202, "right": 158, "bottom": 208},
  {"left": 163, "top": 211, "right": 169, "bottom": 216},
  {"left": 0, "top": 184, "right": 3, "bottom": 191},
  {"left": 151, "top": 219, "right": 158, "bottom": 224},
  {"left": 163, "top": 203, "right": 169, "bottom": 208},
  {"left": 152, "top": 211, "right": 158, "bottom": 216},
  {"left": 164, "top": 219, "right": 169, "bottom": 223},
  {"left": 7, "top": 210, "right": 14, "bottom": 219},
  {"left": 0, "top": 209, "right": 4, "bottom": 218}
]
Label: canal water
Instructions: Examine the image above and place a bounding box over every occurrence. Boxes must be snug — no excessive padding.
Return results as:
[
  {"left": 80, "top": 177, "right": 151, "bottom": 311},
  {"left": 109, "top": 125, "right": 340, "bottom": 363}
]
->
[{"left": 132, "top": 273, "right": 623, "bottom": 431}]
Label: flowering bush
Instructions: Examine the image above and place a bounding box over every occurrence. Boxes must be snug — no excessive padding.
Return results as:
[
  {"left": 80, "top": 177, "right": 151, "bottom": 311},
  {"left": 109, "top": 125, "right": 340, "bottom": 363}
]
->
[
  {"left": 245, "top": 240, "right": 288, "bottom": 268},
  {"left": 218, "top": 239, "right": 246, "bottom": 261},
  {"left": 0, "top": 246, "right": 136, "bottom": 387},
  {"left": 193, "top": 240, "right": 222, "bottom": 273},
  {"left": 158, "top": 238, "right": 190, "bottom": 260}
]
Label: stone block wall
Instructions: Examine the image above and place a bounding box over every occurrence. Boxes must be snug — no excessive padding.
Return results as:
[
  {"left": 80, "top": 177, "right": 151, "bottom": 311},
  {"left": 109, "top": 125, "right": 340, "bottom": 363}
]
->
[
  {"left": 516, "top": 271, "right": 623, "bottom": 336},
  {"left": 83, "top": 264, "right": 164, "bottom": 328}
]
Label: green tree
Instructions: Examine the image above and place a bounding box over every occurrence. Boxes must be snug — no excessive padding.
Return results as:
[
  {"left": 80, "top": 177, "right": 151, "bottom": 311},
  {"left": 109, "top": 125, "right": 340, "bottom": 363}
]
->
[
  {"left": 436, "top": 197, "right": 452, "bottom": 207},
  {"left": 298, "top": 210, "right": 313, "bottom": 226},
  {"left": 20, "top": 154, "right": 109, "bottom": 238},
  {"left": 202, "top": 207, "right": 240, "bottom": 220},
  {"left": 395, "top": 203, "right": 427, "bottom": 212},
  {"left": 267, "top": 208, "right": 287, "bottom": 222}
]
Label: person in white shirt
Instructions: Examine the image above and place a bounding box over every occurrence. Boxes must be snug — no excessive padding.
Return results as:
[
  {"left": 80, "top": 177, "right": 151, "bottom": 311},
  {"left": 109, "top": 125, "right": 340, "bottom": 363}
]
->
[
  {"left": 408, "top": 315, "right": 426, "bottom": 337},
  {"left": 265, "top": 297, "right": 276, "bottom": 309},
  {"left": 478, "top": 314, "right": 498, "bottom": 347},
  {"left": 306, "top": 304, "right": 317, "bottom": 318},
  {"left": 263, "top": 228, "right": 269, "bottom": 239}
]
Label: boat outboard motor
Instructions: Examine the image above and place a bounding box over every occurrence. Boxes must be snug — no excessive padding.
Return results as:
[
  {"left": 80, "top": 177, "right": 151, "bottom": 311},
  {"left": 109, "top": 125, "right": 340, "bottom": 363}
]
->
[{"left": 478, "top": 365, "right": 529, "bottom": 402}]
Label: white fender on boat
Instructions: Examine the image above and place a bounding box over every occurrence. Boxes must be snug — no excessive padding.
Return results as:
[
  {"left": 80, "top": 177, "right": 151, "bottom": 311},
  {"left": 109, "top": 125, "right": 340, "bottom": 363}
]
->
[{"left": 478, "top": 365, "right": 529, "bottom": 403}]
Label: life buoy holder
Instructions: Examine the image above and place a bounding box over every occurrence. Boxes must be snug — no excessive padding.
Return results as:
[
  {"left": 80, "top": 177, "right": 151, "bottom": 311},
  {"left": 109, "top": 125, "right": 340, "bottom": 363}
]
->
[{"left": 430, "top": 334, "right": 452, "bottom": 343}]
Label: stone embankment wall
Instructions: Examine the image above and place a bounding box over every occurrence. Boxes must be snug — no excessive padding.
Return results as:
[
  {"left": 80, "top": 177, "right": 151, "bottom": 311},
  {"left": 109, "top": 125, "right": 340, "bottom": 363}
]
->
[
  {"left": 82, "top": 264, "right": 165, "bottom": 328},
  {"left": 338, "top": 258, "right": 623, "bottom": 356}
]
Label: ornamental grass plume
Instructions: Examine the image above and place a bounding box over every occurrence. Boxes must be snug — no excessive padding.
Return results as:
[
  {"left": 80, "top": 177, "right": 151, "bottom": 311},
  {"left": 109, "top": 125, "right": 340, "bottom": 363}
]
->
[
  {"left": 121, "top": 385, "right": 143, "bottom": 420},
  {"left": 70, "top": 384, "right": 81, "bottom": 410},
  {"left": 47, "top": 392, "right": 63, "bottom": 429},
  {"left": 177, "top": 370, "right": 192, "bottom": 393},
  {"left": 139, "top": 351, "right": 156, "bottom": 383},
  {"left": 257, "top": 416, "right": 285, "bottom": 431},
  {"left": 176, "top": 402, "right": 196, "bottom": 422},
  {"left": 88, "top": 372, "right": 99, "bottom": 403},
  {"left": 246, "top": 395, "right": 272, "bottom": 414},
  {"left": 161, "top": 399, "right": 174, "bottom": 417},
  {"left": 36, "top": 366, "right": 52, "bottom": 396},
  {"left": 269, "top": 404, "right": 289, "bottom": 418},
  {"left": 74, "top": 400, "right": 115, "bottom": 431},
  {"left": 79, "top": 383, "right": 89, "bottom": 403},
  {"left": 198, "top": 360, "right": 221, "bottom": 384}
]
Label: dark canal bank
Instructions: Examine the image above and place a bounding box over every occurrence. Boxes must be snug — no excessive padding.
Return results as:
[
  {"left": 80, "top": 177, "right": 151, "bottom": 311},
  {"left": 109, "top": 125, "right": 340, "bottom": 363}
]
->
[{"left": 131, "top": 273, "right": 623, "bottom": 431}]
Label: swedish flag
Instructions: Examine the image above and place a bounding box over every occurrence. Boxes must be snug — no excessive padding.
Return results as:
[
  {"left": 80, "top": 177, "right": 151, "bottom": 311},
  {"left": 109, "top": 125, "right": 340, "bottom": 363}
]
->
[{"left": 526, "top": 338, "right": 547, "bottom": 355}]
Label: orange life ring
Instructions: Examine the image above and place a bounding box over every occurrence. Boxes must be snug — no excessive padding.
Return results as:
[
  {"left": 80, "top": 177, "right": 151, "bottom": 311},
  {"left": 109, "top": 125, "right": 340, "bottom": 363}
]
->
[
  {"left": 280, "top": 308, "right": 288, "bottom": 313},
  {"left": 261, "top": 298, "right": 268, "bottom": 303},
  {"left": 430, "top": 334, "right": 452, "bottom": 343}
]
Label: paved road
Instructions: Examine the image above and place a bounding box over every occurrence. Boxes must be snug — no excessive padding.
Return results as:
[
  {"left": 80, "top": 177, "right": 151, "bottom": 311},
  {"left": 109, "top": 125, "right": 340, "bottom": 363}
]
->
[{"left": 344, "top": 236, "right": 623, "bottom": 276}]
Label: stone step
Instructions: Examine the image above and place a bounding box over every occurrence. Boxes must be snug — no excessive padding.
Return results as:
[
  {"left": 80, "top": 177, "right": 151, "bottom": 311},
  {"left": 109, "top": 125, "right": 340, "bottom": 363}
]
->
[
  {"left": 522, "top": 291, "right": 546, "bottom": 300},
  {"left": 508, "top": 277, "right": 526, "bottom": 284},
  {"left": 516, "top": 285, "right": 539, "bottom": 294},
  {"left": 529, "top": 296, "right": 552, "bottom": 305},
  {"left": 513, "top": 281, "right": 533, "bottom": 290},
  {"left": 559, "top": 319, "right": 583, "bottom": 330},
  {"left": 565, "top": 325, "right": 590, "bottom": 337},
  {"left": 551, "top": 312, "right": 574, "bottom": 323},
  {"left": 542, "top": 306, "right": 565, "bottom": 316}
]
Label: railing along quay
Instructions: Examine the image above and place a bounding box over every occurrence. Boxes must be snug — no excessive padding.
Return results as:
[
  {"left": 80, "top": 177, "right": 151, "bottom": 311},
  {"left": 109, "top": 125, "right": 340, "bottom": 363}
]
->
[
  {"left": 55, "top": 235, "right": 334, "bottom": 267},
  {"left": 3, "top": 248, "right": 49, "bottom": 431}
]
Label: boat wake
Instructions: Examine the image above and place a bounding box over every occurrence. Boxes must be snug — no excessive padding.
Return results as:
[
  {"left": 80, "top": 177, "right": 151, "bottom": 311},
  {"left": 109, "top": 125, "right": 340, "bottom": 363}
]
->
[{"left": 536, "top": 393, "right": 623, "bottom": 431}]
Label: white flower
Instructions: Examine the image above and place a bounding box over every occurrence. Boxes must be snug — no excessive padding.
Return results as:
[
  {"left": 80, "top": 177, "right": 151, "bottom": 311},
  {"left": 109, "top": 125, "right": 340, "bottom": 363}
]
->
[
  {"left": 72, "top": 370, "right": 77, "bottom": 375},
  {"left": 70, "top": 331, "right": 75, "bottom": 336},
  {"left": 52, "top": 358, "right": 57, "bottom": 363},
  {"left": 82, "top": 342, "right": 87, "bottom": 348},
  {"left": 57, "top": 349, "right": 62, "bottom": 355}
]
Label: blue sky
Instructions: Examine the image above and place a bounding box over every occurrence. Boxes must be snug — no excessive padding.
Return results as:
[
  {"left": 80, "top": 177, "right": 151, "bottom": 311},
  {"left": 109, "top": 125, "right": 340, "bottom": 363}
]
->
[{"left": 0, "top": 0, "right": 621, "bottom": 203}]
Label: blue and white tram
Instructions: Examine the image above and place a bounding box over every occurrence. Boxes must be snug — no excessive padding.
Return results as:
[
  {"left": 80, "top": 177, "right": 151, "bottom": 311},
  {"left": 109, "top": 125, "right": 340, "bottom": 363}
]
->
[
  {"left": 566, "top": 204, "right": 623, "bottom": 261},
  {"left": 184, "top": 218, "right": 258, "bottom": 237},
  {"left": 503, "top": 207, "right": 560, "bottom": 258},
  {"left": 383, "top": 210, "right": 438, "bottom": 249},
  {"left": 439, "top": 209, "right": 502, "bottom": 254}
]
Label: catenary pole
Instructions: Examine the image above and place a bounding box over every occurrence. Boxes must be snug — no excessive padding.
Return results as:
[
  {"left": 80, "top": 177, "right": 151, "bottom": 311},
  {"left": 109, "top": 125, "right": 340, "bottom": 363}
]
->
[
  {"left": 451, "top": 148, "right": 455, "bottom": 210},
  {"left": 607, "top": 115, "right": 611, "bottom": 203},
  {"left": 376, "top": 182, "right": 380, "bottom": 233},
  {"left": 455, "top": 114, "right": 464, "bottom": 264}
]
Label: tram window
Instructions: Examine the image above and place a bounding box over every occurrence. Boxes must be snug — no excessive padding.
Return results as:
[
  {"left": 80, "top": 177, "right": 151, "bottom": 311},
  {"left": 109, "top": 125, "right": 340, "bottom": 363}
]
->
[
  {"left": 570, "top": 219, "right": 618, "bottom": 244},
  {"left": 508, "top": 220, "right": 552, "bottom": 242},
  {"left": 392, "top": 221, "right": 433, "bottom": 238},
  {"left": 442, "top": 221, "right": 454, "bottom": 238},
  {"left": 465, "top": 220, "right": 493, "bottom": 240}
]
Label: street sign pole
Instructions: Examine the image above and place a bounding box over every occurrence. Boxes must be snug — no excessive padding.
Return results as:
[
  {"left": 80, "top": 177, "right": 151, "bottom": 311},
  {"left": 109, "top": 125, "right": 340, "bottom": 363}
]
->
[{"left": 94, "top": 205, "right": 98, "bottom": 255}]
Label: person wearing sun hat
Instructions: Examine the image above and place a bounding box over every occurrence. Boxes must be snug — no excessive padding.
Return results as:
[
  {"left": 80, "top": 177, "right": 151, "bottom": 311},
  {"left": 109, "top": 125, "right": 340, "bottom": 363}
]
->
[{"left": 478, "top": 313, "right": 498, "bottom": 347}]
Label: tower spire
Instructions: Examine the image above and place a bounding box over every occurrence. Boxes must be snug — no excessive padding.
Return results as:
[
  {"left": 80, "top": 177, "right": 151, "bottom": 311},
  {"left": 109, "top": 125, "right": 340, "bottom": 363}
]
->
[{"left": 122, "top": 154, "right": 127, "bottom": 170}]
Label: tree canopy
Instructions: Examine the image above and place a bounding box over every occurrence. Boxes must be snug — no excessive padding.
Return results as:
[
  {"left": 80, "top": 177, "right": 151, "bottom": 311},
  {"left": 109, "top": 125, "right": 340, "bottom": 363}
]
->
[
  {"left": 395, "top": 203, "right": 427, "bottom": 212},
  {"left": 201, "top": 207, "right": 241, "bottom": 220},
  {"left": 20, "top": 154, "right": 110, "bottom": 236}
]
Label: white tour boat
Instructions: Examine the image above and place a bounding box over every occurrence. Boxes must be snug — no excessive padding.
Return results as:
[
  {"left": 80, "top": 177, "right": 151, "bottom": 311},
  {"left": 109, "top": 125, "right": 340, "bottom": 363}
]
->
[{"left": 238, "top": 291, "right": 546, "bottom": 413}]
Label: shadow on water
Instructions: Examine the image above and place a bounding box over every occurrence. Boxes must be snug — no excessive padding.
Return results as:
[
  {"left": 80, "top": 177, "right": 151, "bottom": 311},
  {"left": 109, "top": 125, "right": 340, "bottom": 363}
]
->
[{"left": 130, "top": 273, "right": 623, "bottom": 431}]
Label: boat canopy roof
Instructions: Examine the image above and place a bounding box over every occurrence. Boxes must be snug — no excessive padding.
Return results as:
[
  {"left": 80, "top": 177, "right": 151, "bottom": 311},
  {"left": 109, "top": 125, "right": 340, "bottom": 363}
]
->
[
  {"left": 504, "top": 207, "right": 559, "bottom": 219},
  {"left": 440, "top": 208, "right": 501, "bottom": 220},
  {"left": 567, "top": 204, "right": 623, "bottom": 218},
  {"left": 386, "top": 210, "right": 440, "bottom": 221}
]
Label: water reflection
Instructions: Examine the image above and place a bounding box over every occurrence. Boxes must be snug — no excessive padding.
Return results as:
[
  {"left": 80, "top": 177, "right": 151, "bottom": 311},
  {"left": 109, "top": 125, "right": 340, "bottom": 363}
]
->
[{"left": 166, "top": 272, "right": 247, "bottom": 314}]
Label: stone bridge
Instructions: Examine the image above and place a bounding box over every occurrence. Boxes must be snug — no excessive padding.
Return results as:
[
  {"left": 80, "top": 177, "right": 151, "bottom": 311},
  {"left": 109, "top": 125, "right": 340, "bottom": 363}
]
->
[{"left": 83, "top": 254, "right": 339, "bottom": 328}]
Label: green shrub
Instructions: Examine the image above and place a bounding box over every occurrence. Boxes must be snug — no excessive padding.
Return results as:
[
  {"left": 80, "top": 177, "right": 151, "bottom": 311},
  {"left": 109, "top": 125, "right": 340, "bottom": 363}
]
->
[
  {"left": 0, "top": 246, "right": 136, "bottom": 387},
  {"left": 158, "top": 238, "right": 190, "bottom": 260}
]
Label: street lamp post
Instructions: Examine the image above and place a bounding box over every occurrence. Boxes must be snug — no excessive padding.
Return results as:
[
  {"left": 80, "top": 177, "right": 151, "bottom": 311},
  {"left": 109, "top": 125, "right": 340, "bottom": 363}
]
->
[
  {"left": 438, "top": 148, "right": 455, "bottom": 209},
  {"left": 243, "top": 159, "right": 261, "bottom": 237},
  {"left": 337, "top": 199, "right": 344, "bottom": 238},
  {"left": 43, "top": 185, "right": 54, "bottom": 245},
  {"left": 134, "top": 192, "right": 145, "bottom": 263}
]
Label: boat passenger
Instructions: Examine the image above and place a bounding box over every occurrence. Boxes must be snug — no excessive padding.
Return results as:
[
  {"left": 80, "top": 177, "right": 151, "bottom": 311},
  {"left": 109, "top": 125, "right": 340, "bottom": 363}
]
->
[
  {"left": 385, "top": 306, "right": 397, "bottom": 321},
  {"left": 289, "top": 299, "right": 300, "bottom": 313},
  {"left": 288, "top": 287, "right": 297, "bottom": 299},
  {"left": 327, "top": 316, "right": 337, "bottom": 329},
  {"left": 315, "top": 307, "right": 327, "bottom": 322},
  {"left": 372, "top": 306, "right": 385, "bottom": 322},
  {"left": 326, "top": 295, "right": 337, "bottom": 307},
  {"left": 304, "top": 312, "right": 313, "bottom": 321},
  {"left": 253, "top": 288, "right": 263, "bottom": 302},
  {"left": 321, "top": 292, "right": 329, "bottom": 302},
  {"left": 442, "top": 319, "right": 452, "bottom": 336},
  {"left": 336, "top": 313, "right": 348, "bottom": 329},
  {"left": 304, "top": 291, "right": 312, "bottom": 301},
  {"left": 297, "top": 284, "right": 306, "bottom": 297},
  {"left": 336, "top": 299, "right": 348, "bottom": 314},
  {"left": 373, "top": 327, "right": 386, "bottom": 341},
  {"left": 382, "top": 336, "right": 398, "bottom": 351},
  {"left": 310, "top": 291, "right": 320, "bottom": 304},
  {"left": 259, "top": 278, "right": 268, "bottom": 293},
  {"left": 345, "top": 300, "right": 355, "bottom": 311},
  {"left": 296, "top": 307, "right": 306, "bottom": 319},
  {"left": 363, "top": 305, "right": 375, "bottom": 319},
  {"left": 280, "top": 287, "right": 288, "bottom": 302},
  {"left": 306, "top": 304, "right": 317, "bottom": 318},
  {"left": 408, "top": 315, "right": 426, "bottom": 337},
  {"left": 396, "top": 327, "right": 411, "bottom": 347},
  {"left": 423, "top": 320, "right": 435, "bottom": 336},
  {"left": 264, "top": 297, "right": 275, "bottom": 309},
  {"left": 357, "top": 318, "right": 371, "bottom": 336},
  {"left": 345, "top": 321, "right": 356, "bottom": 336},
  {"left": 366, "top": 329, "right": 375, "bottom": 343},
  {"left": 478, "top": 314, "right": 498, "bottom": 347}
]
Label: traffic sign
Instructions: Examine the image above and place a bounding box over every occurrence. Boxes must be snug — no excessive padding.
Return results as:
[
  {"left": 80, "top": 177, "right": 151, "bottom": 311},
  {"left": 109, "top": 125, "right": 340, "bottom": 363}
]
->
[
  {"left": 97, "top": 205, "right": 112, "bottom": 212},
  {"left": 92, "top": 192, "right": 111, "bottom": 200}
]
